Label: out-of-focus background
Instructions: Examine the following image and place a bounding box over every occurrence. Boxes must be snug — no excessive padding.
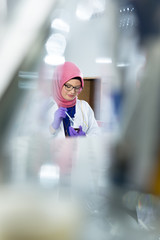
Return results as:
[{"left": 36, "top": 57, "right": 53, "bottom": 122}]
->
[{"left": 1, "top": 0, "right": 160, "bottom": 239}]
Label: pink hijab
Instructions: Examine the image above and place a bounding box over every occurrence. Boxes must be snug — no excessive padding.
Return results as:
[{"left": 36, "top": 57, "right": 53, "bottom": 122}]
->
[{"left": 52, "top": 62, "right": 84, "bottom": 108}]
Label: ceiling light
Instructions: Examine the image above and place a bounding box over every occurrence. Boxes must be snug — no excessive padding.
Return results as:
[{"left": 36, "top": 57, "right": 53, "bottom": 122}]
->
[
  {"left": 51, "top": 18, "right": 70, "bottom": 32},
  {"left": 45, "top": 33, "right": 66, "bottom": 56},
  {"left": 44, "top": 55, "right": 65, "bottom": 66},
  {"left": 95, "top": 57, "right": 112, "bottom": 64}
]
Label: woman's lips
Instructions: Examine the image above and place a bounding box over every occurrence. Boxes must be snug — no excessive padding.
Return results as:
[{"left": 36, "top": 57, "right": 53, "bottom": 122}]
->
[{"left": 68, "top": 94, "right": 75, "bottom": 98}]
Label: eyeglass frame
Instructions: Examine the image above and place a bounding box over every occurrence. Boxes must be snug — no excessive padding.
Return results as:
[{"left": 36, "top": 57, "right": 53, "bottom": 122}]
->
[{"left": 64, "top": 83, "right": 82, "bottom": 92}]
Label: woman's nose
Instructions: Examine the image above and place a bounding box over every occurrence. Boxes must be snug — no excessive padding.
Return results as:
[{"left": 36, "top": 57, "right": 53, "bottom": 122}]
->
[{"left": 70, "top": 88, "right": 76, "bottom": 93}]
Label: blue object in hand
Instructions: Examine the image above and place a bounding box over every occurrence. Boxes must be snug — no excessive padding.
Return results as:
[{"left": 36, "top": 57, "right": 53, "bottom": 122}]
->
[
  {"left": 52, "top": 107, "right": 67, "bottom": 129},
  {"left": 69, "top": 125, "right": 86, "bottom": 137}
]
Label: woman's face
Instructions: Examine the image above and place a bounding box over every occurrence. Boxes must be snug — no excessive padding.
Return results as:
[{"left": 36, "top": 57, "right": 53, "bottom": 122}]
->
[{"left": 61, "top": 78, "right": 81, "bottom": 101}]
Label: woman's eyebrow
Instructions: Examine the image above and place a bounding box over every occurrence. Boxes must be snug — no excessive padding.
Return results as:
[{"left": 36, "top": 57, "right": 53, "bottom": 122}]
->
[{"left": 66, "top": 83, "right": 81, "bottom": 87}]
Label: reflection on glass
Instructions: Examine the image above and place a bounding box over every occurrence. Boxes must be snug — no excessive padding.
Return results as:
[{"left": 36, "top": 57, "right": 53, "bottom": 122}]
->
[{"left": 39, "top": 164, "right": 60, "bottom": 188}]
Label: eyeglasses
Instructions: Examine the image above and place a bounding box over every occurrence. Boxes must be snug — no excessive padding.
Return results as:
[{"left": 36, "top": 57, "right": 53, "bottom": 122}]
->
[{"left": 64, "top": 83, "right": 82, "bottom": 92}]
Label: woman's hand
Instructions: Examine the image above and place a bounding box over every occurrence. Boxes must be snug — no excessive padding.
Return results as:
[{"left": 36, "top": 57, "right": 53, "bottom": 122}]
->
[
  {"left": 69, "top": 126, "right": 86, "bottom": 137},
  {"left": 52, "top": 107, "right": 67, "bottom": 129}
]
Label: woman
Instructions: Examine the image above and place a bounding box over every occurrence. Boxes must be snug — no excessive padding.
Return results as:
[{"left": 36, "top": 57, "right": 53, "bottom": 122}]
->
[{"left": 49, "top": 61, "right": 100, "bottom": 137}]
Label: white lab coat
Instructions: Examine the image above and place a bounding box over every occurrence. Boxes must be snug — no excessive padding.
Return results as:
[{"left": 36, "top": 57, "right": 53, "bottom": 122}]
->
[{"left": 48, "top": 98, "right": 100, "bottom": 138}]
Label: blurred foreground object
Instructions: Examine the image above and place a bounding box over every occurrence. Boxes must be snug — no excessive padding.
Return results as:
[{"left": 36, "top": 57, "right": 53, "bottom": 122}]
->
[
  {"left": 0, "top": 187, "right": 84, "bottom": 240},
  {"left": 130, "top": 0, "right": 160, "bottom": 45},
  {"left": 110, "top": 0, "right": 160, "bottom": 195}
]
